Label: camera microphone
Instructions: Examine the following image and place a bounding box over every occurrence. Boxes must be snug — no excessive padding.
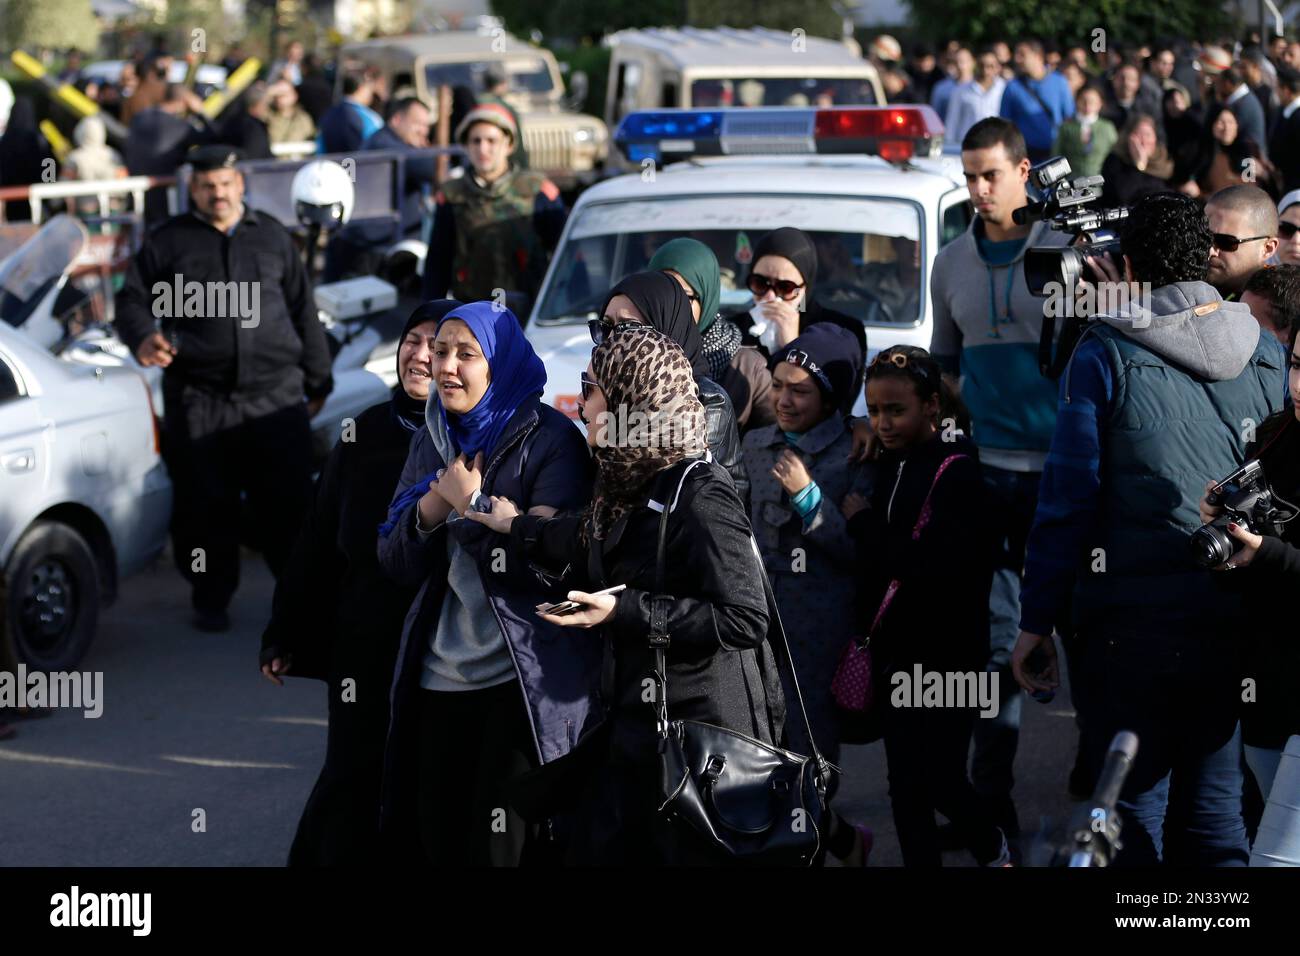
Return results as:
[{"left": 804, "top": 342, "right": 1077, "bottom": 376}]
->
[
  {"left": 1093, "top": 730, "right": 1139, "bottom": 813},
  {"left": 1068, "top": 730, "right": 1139, "bottom": 867}
]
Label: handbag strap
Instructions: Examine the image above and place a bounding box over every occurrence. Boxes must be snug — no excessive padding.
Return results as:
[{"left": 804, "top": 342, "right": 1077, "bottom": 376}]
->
[
  {"left": 648, "top": 459, "right": 830, "bottom": 779},
  {"left": 866, "top": 453, "right": 968, "bottom": 640}
]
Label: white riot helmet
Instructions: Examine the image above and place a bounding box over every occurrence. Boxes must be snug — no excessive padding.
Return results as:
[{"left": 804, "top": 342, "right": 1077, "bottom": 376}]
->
[{"left": 291, "top": 159, "right": 354, "bottom": 229}]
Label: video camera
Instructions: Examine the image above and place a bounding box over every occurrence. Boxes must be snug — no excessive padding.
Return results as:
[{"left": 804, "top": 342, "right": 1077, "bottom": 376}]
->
[{"left": 1017, "top": 157, "right": 1130, "bottom": 379}]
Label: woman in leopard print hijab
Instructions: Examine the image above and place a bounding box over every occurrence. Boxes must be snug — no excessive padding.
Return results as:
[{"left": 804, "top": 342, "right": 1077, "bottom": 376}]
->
[{"left": 586, "top": 325, "right": 707, "bottom": 541}]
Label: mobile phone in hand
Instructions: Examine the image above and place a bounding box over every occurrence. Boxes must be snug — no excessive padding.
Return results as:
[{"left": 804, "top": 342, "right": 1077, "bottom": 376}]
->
[{"left": 536, "top": 584, "right": 627, "bottom": 617}]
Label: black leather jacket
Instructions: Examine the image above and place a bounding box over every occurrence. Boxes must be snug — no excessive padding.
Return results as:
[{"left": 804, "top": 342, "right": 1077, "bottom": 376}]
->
[{"left": 699, "top": 376, "right": 749, "bottom": 505}]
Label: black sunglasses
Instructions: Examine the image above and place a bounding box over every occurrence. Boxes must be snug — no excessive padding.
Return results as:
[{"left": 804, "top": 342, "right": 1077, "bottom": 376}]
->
[
  {"left": 1212, "top": 233, "right": 1272, "bottom": 252},
  {"left": 580, "top": 372, "right": 602, "bottom": 402},
  {"left": 747, "top": 272, "right": 805, "bottom": 301},
  {"left": 588, "top": 318, "right": 653, "bottom": 346},
  {"left": 1281, "top": 222, "right": 1300, "bottom": 239}
]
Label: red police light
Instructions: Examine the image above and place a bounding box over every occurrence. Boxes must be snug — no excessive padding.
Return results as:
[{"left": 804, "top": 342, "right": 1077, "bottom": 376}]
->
[{"left": 813, "top": 106, "right": 944, "bottom": 160}]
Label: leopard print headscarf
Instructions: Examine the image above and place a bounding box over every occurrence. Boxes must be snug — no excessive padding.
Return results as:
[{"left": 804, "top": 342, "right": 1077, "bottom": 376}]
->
[{"left": 585, "top": 326, "right": 707, "bottom": 542}]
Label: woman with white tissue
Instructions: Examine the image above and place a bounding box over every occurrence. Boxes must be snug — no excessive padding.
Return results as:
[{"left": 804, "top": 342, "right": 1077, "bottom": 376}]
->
[{"left": 746, "top": 227, "right": 867, "bottom": 371}]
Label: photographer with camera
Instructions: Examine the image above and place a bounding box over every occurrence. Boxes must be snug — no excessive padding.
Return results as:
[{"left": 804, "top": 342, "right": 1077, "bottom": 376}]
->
[
  {"left": 1013, "top": 192, "right": 1285, "bottom": 866},
  {"left": 1197, "top": 340, "right": 1300, "bottom": 804}
]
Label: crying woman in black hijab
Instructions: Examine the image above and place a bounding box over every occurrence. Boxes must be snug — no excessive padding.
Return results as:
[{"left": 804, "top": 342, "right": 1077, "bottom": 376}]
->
[
  {"left": 748, "top": 227, "right": 867, "bottom": 363},
  {"left": 258, "top": 298, "right": 458, "bottom": 863},
  {"left": 597, "top": 271, "right": 750, "bottom": 502},
  {"left": 393, "top": 299, "right": 458, "bottom": 430}
]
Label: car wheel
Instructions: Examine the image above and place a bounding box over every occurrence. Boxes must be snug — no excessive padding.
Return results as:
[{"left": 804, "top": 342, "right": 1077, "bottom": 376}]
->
[{"left": 3, "top": 521, "right": 100, "bottom": 671}]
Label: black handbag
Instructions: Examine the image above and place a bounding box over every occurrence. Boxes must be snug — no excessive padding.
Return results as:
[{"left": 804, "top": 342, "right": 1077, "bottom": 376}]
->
[{"left": 649, "top": 460, "right": 836, "bottom": 865}]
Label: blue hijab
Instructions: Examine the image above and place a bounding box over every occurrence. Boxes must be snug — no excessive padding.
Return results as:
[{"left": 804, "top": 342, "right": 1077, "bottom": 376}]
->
[
  {"left": 378, "top": 301, "right": 546, "bottom": 536},
  {"left": 435, "top": 300, "right": 547, "bottom": 457}
]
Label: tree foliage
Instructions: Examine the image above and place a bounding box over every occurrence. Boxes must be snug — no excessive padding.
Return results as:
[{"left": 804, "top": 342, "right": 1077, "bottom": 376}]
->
[
  {"left": 2, "top": 0, "right": 101, "bottom": 53},
  {"left": 491, "top": 0, "right": 843, "bottom": 43},
  {"left": 902, "top": 0, "right": 1234, "bottom": 48}
]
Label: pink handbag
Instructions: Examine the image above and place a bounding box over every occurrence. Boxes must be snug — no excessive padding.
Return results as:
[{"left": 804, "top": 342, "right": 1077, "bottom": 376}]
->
[{"left": 831, "top": 454, "right": 969, "bottom": 715}]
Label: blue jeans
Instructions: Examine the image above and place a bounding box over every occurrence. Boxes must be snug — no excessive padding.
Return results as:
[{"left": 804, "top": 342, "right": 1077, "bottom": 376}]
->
[
  {"left": 970, "top": 465, "right": 1039, "bottom": 801},
  {"left": 1082, "top": 629, "right": 1249, "bottom": 867}
]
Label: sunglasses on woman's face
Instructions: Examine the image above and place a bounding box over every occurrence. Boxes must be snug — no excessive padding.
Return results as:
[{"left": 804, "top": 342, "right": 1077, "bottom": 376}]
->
[
  {"left": 580, "top": 372, "right": 602, "bottom": 402},
  {"left": 747, "top": 272, "right": 805, "bottom": 301},
  {"left": 1280, "top": 222, "right": 1300, "bottom": 239},
  {"left": 1211, "top": 233, "right": 1272, "bottom": 252},
  {"left": 588, "top": 317, "right": 652, "bottom": 346}
]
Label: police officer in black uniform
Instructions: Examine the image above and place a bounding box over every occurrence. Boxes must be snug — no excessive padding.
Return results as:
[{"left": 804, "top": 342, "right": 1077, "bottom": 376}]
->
[{"left": 115, "top": 145, "right": 334, "bottom": 632}]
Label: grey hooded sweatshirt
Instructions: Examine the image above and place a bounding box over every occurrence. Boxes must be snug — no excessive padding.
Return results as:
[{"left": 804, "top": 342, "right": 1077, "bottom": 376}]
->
[{"left": 1020, "top": 279, "right": 1285, "bottom": 639}]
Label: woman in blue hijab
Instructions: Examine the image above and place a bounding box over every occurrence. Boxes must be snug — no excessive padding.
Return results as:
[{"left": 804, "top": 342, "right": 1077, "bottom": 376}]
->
[{"left": 377, "top": 300, "right": 598, "bottom": 866}]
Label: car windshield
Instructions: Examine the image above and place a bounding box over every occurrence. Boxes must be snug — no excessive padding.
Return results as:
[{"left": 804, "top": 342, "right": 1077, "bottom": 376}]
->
[
  {"left": 690, "top": 77, "right": 878, "bottom": 107},
  {"left": 534, "top": 194, "right": 922, "bottom": 329},
  {"left": 426, "top": 57, "right": 554, "bottom": 96}
]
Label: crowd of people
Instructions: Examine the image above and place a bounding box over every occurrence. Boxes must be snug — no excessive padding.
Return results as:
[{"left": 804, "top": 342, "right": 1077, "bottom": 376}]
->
[
  {"left": 875, "top": 32, "right": 1300, "bottom": 204},
  {"left": 3, "top": 29, "right": 1300, "bottom": 868}
]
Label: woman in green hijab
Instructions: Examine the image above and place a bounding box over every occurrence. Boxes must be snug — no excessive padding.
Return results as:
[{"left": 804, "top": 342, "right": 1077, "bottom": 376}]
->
[{"left": 649, "top": 238, "right": 774, "bottom": 431}]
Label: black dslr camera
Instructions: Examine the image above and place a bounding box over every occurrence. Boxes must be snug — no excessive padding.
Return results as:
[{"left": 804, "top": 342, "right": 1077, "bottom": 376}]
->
[
  {"left": 1018, "top": 157, "right": 1130, "bottom": 379},
  {"left": 1189, "top": 460, "right": 1294, "bottom": 569}
]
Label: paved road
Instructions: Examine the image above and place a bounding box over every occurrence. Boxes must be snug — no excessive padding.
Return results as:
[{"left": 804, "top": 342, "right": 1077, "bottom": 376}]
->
[{"left": 0, "top": 549, "right": 1081, "bottom": 866}]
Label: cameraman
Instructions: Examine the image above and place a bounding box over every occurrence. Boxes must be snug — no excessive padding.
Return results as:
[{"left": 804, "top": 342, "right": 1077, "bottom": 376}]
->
[
  {"left": 1198, "top": 334, "right": 1300, "bottom": 802},
  {"left": 1013, "top": 192, "right": 1285, "bottom": 866}
]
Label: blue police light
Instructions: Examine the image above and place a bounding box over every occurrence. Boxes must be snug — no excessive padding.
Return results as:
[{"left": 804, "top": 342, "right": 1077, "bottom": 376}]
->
[
  {"left": 614, "top": 110, "right": 726, "bottom": 165},
  {"left": 616, "top": 110, "right": 724, "bottom": 140}
]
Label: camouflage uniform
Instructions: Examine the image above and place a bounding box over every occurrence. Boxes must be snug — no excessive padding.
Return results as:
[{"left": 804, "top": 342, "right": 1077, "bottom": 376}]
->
[{"left": 436, "top": 169, "right": 560, "bottom": 302}]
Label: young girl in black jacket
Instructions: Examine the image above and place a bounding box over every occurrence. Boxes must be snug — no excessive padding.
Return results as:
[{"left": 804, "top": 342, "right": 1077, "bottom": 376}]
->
[{"left": 843, "top": 346, "right": 1010, "bottom": 867}]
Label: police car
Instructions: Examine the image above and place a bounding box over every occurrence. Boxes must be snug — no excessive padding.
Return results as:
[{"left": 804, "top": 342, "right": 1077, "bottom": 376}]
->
[{"left": 524, "top": 105, "right": 973, "bottom": 418}]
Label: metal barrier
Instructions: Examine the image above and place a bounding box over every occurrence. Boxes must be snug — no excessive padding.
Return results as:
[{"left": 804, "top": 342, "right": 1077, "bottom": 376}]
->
[
  {"left": 0, "top": 175, "right": 178, "bottom": 224},
  {"left": 270, "top": 141, "right": 318, "bottom": 159}
]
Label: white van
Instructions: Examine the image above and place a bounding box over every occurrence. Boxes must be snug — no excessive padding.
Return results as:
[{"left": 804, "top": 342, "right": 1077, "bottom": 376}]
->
[{"left": 604, "top": 27, "right": 886, "bottom": 143}]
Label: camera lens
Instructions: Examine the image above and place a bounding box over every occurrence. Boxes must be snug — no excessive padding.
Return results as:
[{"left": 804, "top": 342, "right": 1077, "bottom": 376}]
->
[{"left": 1189, "top": 521, "right": 1237, "bottom": 569}]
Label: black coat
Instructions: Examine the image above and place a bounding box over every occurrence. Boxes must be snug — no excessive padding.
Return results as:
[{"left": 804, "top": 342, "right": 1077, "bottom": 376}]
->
[
  {"left": 124, "top": 107, "right": 212, "bottom": 225},
  {"left": 1239, "top": 415, "right": 1300, "bottom": 749},
  {"left": 221, "top": 109, "right": 273, "bottom": 161},
  {"left": 699, "top": 375, "right": 749, "bottom": 505},
  {"left": 115, "top": 205, "right": 333, "bottom": 409},
  {"left": 259, "top": 396, "right": 422, "bottom": 863},
  {"left": 1100, "top": 152, "right": 1171, "bottom": 208},
  {"left": 1165, "top": 113, "right": 1205, "bottom": 186},
  {"left": 1269, "top": 108, "right": 1300, "bottom": 195},
  {"left": 848, "top": 433, "right": 991, "bottom": 680},
  {"left": 511, "top": 457, "right": 785, "bottom": 863}
]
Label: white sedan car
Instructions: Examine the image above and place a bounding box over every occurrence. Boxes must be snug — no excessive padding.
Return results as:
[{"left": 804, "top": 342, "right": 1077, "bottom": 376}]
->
[{"left": 0, "top": 320, "right": 171, "bottom": 671}]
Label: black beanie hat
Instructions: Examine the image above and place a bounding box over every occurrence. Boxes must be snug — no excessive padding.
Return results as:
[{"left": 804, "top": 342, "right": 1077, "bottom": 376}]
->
[{"left": 769, "top": 322, "right": 864, "bottom": 417}]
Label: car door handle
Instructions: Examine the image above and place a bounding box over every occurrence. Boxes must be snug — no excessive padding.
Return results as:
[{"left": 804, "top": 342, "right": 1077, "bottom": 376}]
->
[{"left": 3, "top": 449, "right": 36, "bottom": 473}]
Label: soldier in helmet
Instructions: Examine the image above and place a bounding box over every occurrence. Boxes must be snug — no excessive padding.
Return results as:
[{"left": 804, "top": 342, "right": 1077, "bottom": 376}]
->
[{"left": 421, "top": 103, "right": 566, "bottom": 306}]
